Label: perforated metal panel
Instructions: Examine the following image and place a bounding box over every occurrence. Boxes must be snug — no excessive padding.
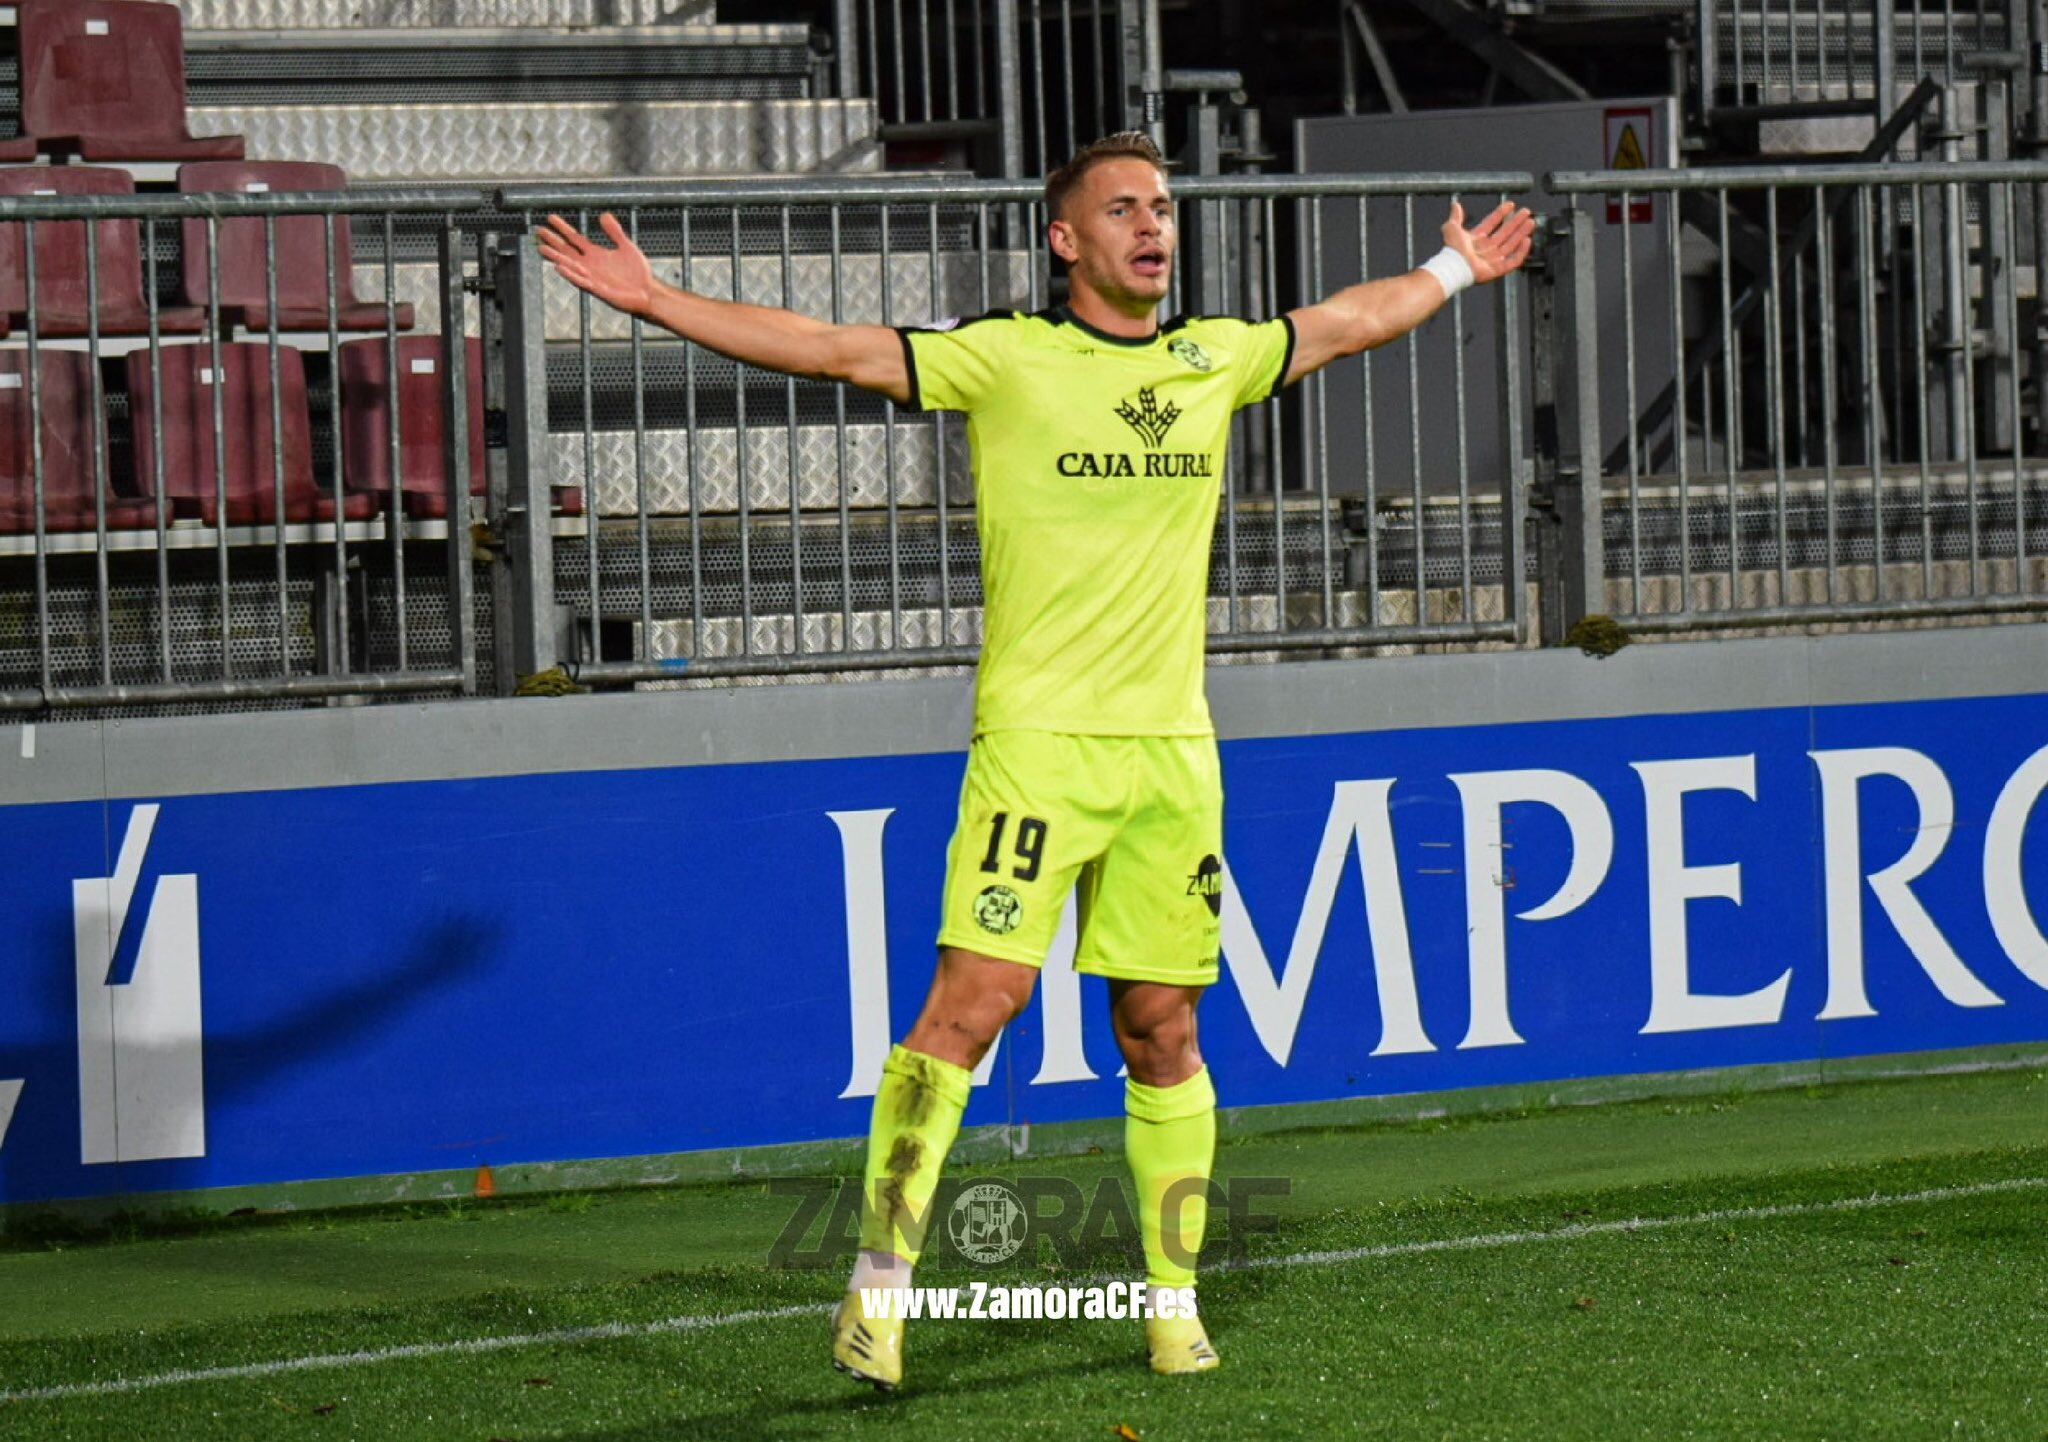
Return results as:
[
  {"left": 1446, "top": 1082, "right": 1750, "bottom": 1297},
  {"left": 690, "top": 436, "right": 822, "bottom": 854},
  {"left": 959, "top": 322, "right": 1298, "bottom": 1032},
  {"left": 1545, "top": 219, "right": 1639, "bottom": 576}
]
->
[
  {"left": 552, "top": 514, "right": 988, "bottom": 623},
  {"left": 1601, "top": 479, "right": 2048, "bottom": 594},
  {"left": 546, "top": 502, "right": 1388, "bottom": 632},
  {"left": 541, "top": 348, "right": 895, "bottom": 431},
  {"left": 0, "top": 563, "right": 315, "bottom": 690},
  {"left": 0, "top": 545, "right": 483, "bottom": 707},
  {"left": 358, "top": 560, "right": 494, "bottom": 687}
]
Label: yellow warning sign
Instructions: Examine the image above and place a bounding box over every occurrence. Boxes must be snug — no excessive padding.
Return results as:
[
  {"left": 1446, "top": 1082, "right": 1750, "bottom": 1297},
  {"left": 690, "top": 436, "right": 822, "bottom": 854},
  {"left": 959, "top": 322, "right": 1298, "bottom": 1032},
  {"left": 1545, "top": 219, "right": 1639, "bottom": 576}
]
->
[
  {"left": 1610, "top": 122, "right": 1646, "bottom": 171},
  {"left": 1603, "top": 105, "right": 1654, "bottom": 224}
]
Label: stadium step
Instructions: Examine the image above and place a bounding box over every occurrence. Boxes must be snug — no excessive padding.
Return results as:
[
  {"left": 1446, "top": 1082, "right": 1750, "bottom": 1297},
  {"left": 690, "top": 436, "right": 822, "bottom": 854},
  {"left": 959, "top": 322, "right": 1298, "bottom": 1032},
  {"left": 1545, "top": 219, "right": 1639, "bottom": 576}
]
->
[
  {"left": 180, "top": 24, "right": 822, "bottom": 106},
  {"left": 1743, "top": 78, "right": 1983, "bottom": 158},
  {"left": 552, "top": 419, "right": 972, "bottom": 516},
  {"left": 1714, "top": 5, "right": 2016, "bottom": 78},
  {"left": 618, "top": 589, "right": 1459, "bottom": 672},
  {"left": 536, "top": 343, "right": 895, "bottom": 432},
  {"left": 353, "top": 250, "right": 1037, "bottom": 340},
  {"left": 174, "top": 0, "right": 716, "bottom": 30},
  {"left": 181, "top": 98, "right": 880, "bottom": 182}
]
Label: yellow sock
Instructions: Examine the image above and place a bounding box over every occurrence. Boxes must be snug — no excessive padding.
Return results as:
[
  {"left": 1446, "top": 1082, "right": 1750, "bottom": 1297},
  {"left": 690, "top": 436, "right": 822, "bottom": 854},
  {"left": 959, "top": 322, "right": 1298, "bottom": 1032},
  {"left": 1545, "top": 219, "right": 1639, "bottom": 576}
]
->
[
  {"left": 856, "top": 1044, "right": 973, "bottom": 1265},
  {"left": 1125, "top": 1067, "right": 1216, "bottom": 1288}
]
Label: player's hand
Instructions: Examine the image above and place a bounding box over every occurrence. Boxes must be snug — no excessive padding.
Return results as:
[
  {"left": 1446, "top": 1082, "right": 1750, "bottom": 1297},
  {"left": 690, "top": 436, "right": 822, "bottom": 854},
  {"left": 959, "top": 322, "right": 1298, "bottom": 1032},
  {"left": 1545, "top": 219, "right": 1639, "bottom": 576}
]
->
[
  {"left": 534, "top": 212, "right": 656, "bottom": 317},
  {"left": 1443, "top": 199, "right": 1537, "bottom": 285}
]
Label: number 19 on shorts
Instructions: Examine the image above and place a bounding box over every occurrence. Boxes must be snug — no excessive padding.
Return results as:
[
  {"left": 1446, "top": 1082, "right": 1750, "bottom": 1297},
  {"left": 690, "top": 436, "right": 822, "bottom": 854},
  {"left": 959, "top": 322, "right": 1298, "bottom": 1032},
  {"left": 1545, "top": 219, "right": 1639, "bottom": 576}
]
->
[{"left": 979, "top": 812, "right": 1048, "bottom": 883}]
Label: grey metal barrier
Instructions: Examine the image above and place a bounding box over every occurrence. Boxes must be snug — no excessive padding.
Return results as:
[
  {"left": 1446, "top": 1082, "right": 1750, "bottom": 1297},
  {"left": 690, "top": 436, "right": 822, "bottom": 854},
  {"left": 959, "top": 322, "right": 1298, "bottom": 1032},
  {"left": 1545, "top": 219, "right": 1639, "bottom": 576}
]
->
[
  {"left": 492, "top": 171, "right": 1534, "bottom": 690},
  {"left": 834, "top": 0, "right": 1146, "bottom": 179},
  {"left": 1545, "top": 158, "right": 2048, "bottom": 634},
  {"left": 0, "top": 186, "right": 491, "bottom": 712}
]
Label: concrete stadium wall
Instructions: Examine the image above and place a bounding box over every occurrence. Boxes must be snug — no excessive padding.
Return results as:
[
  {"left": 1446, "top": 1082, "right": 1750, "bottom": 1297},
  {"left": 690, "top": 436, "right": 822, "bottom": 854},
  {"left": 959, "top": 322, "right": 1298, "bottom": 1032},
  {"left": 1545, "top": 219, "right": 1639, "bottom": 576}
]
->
[{"left": 2, "top": 624, "right": 2046, "bottom": 1209}]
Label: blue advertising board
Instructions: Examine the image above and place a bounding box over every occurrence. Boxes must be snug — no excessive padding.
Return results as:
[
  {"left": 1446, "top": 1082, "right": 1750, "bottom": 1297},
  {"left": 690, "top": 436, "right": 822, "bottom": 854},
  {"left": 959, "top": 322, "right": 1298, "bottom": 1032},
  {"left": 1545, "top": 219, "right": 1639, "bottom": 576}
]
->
[{"left": 2, "top": 689, "right": 2046, "bottom": 1205}]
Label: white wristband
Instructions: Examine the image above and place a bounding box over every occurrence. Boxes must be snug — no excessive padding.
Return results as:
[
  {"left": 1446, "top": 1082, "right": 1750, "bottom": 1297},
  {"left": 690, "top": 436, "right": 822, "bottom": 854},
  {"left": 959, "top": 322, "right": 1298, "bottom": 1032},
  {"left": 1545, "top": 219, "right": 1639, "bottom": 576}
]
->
[{"left": 1420, "top": 246, "right": 1475, "bottom": 299}]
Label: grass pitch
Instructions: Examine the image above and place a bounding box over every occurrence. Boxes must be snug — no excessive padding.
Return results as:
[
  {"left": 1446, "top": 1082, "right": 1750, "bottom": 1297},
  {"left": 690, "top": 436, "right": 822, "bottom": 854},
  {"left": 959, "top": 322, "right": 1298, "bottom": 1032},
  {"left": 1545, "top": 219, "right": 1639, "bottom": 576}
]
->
[{"left": 3, "top": 1061, "right": 2048, "bottom": 1439}]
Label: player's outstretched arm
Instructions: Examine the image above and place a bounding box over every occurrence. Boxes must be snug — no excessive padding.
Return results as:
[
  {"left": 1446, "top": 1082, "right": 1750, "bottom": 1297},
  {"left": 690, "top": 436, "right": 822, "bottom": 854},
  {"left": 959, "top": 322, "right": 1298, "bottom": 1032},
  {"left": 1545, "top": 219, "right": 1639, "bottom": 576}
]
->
[
  {"left": 1281, "top": 199, "right": 1536, "bottom": 388},
  {"left": 534, "top": 212, "right": 912, "bottom": 405}
]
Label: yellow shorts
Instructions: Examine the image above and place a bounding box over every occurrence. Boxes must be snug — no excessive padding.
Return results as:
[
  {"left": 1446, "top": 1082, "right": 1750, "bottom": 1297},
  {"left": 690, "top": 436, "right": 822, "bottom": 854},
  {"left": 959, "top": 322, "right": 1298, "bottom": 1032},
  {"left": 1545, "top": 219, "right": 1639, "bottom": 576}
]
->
[{"left": 936, "top": 731, "right": 1223, "bottom": 987}]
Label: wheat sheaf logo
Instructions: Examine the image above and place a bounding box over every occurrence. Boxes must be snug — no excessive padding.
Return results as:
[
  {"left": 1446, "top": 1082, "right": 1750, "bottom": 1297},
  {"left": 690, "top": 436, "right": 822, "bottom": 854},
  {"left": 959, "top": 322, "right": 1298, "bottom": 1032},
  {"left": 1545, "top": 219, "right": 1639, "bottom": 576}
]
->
[{"left": 1114, "top": 388, "right": 1181, "bottom": 449}]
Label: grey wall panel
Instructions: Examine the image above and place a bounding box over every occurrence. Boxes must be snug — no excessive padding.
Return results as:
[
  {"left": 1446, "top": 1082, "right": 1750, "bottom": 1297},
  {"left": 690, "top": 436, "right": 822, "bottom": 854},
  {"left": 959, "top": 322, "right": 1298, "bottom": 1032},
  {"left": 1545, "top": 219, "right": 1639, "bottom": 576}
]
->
[
  {"left": 3, "top": 624, "right": 2044, "bottom": 810},
  {"left": 1296, "top": 98, "right": 1679, "bottom": 496}
]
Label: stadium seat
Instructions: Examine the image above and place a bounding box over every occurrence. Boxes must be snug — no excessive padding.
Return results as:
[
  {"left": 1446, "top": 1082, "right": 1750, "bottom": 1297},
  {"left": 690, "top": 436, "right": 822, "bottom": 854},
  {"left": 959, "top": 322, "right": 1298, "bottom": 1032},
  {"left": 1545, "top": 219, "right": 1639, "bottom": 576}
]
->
[
  {"left": 2, "top": 0, "right": 245, "bottom": 163},
  {"left": 0, "top": 348, "right": 156, "bottom": 532},
  {"left": 338, "top": 336, "right": 484, "bottom": 518},
  {"left": 178, "top": 162, "right": 415, "bottom": 334},
  {"left": 0, "top": 166, "right": 208, "bottom": 337},
  {"left": 125, "top": 342, "right": 372, "bottom": 525}
]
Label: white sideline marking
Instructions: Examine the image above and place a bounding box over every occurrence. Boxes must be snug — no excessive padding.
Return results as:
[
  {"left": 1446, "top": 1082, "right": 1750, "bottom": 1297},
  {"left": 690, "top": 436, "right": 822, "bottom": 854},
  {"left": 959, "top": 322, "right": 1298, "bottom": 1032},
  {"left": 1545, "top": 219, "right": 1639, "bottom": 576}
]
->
[
  {"left": 4, "top": 1175, "right": 2043, "bottom": 1405},
  {"left": 1222, "top": 1174, "right": 2048, "bottom": 1272},
  {"left": 0, "top": 1303, "right": 832, "bottom": 1404}
]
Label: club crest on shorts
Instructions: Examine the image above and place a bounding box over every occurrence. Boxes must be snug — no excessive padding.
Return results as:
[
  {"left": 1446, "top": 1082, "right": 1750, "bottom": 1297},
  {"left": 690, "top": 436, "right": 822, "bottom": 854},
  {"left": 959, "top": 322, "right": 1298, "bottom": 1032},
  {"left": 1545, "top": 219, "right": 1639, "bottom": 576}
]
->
[
  {"left": 1168, "top": 336, "right": 1213, "bottom": 372},
  {"left": 1186, "top": 854, "right": 1223, "bottom": 917},
  {"left": 974, "top": 884, "right": 1023, "bottom": 935}
]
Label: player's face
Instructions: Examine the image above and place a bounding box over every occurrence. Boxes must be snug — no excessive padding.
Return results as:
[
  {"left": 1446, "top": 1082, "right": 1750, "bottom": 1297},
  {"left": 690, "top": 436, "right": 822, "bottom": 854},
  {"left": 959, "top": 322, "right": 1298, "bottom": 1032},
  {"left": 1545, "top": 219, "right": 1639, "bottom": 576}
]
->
[{"left": 1052, "top": 158, "right": 1176, "bottom": 313}]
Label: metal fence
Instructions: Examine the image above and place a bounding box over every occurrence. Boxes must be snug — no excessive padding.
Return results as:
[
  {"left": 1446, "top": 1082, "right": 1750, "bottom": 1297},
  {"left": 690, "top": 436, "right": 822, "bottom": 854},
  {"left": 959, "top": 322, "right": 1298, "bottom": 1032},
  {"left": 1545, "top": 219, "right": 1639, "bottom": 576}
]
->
[
  {"left": 0, "top": 187, "right": 485, "bottom": 712},
  {"left": 1545, "top": 158, "right": 2048, "bottom": 631},
  {"left": 490, "top": 171, "right": 1532, "bottom": 688},
  {"left": 8, "top": 157, "right": 2048, "bottom": 715}
]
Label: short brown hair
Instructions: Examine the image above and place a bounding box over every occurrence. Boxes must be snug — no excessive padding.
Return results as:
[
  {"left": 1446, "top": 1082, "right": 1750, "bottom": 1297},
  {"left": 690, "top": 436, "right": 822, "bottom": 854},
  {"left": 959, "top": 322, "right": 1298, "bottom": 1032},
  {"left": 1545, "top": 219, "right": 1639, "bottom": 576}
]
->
[{"left": 1044, "top": 131, "right": 1167, "bottom": 221}]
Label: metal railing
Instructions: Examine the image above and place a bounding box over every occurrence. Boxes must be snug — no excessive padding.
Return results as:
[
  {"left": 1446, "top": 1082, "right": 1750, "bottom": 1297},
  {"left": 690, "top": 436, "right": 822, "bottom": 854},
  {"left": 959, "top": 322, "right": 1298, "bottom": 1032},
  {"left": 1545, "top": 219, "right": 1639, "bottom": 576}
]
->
[
  {"left": 0, "top": 187, "right": 487, "bottom": 712},
  {"left": 834, "top": 0, "right": 1150, "bottom": 178},
  {"left": 1545, "top": 158, "right": 2048, "bottom": 632},
  {"left": 8, "top": 158, "right": 2048, "bottom": 714},
  {"left": 491, "top": 172, "right": 1533, "bottom": 687}
]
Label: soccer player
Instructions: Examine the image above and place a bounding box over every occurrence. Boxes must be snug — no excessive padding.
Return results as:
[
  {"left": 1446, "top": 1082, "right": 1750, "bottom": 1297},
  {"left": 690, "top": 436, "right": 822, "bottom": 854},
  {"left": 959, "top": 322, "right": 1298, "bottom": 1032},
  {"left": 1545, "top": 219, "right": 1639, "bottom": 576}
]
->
[{"left": 536, "top": 132, "right": 1533, "bottom": 1389}]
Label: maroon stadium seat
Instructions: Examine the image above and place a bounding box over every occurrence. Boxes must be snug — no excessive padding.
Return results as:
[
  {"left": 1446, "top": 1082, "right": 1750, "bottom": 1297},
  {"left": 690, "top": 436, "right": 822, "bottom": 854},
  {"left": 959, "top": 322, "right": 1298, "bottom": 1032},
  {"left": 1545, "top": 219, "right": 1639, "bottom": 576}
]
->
[
  {"left": 178, "top": 162, "right": 415, "bottom": 334},
  {"left": 0, "top": 166, "right": 207, "bottom": 337},
  {"left": 125, "top": 342, "right": 373, "bottom": 526},
  {"left": 0, "top": 348, "right": 156, "bottom": 532},
  {"left": 338, "top": 336, "right": 484, "bottom": 518},
  {"left": 4, "top": 0, "right": 244, "bottom": 163}
]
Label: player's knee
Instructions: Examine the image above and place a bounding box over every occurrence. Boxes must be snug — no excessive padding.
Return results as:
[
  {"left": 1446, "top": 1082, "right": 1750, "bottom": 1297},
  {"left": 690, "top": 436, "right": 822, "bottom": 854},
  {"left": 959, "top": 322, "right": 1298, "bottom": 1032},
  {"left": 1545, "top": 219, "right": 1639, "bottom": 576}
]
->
[
  {"left": 1115, "top": 1013, "right": 1200, "bottom": 1086},
  {"left": 910, "top": 964, "right": 1033, "bottom": 1061},
  {"left": 952, "top": 983, "right": 1026, "bottom": 1049}
]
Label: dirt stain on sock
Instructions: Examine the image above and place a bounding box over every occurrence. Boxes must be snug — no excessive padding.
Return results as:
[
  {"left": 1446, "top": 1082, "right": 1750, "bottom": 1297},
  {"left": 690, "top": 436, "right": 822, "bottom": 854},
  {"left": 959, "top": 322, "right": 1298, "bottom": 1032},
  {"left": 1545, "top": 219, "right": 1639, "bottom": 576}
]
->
[
  {"left": 875, "top": 1134, "right": 926, "bottom": 1248},
  {"left": 894, "top": 1074, "right": 938, "bottom": 1128}
]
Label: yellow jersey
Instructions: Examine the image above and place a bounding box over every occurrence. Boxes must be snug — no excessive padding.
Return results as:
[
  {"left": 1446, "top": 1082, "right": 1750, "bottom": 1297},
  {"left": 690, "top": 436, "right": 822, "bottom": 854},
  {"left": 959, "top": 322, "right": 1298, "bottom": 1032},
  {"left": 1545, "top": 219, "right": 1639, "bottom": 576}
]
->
[{"left": 899, "top": 307, "right": 1294, "bottom": 737}]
